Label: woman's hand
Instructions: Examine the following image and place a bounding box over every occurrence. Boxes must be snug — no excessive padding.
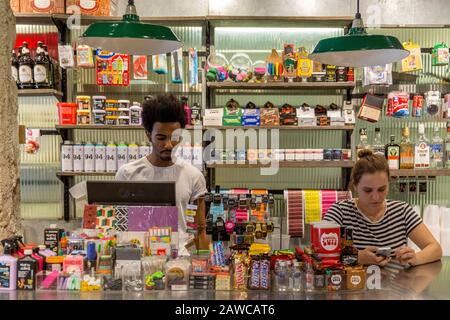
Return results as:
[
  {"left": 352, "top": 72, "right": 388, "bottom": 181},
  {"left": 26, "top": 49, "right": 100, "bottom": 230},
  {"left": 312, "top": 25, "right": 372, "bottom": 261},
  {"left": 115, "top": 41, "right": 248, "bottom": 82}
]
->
[
  {"left": 358, "top": 246, "right": 390, "bottom": 266},
  {"left": 394, "top": 246, "right": 417, "bottom": 266}
]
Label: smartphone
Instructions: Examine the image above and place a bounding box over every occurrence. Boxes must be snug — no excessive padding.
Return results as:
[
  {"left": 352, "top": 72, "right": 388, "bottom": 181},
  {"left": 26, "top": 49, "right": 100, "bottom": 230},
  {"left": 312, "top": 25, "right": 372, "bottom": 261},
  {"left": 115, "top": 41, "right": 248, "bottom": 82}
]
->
[{"left": 376, "top": 247, "right": 392, "bottom": 257}]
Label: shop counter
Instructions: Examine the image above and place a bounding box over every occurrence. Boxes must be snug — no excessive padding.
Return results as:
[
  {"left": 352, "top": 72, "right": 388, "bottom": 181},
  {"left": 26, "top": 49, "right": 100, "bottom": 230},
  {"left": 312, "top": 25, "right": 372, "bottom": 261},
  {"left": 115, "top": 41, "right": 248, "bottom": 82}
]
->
[{"left": 0, "top": 258, "right": 448, "bottom": 300}]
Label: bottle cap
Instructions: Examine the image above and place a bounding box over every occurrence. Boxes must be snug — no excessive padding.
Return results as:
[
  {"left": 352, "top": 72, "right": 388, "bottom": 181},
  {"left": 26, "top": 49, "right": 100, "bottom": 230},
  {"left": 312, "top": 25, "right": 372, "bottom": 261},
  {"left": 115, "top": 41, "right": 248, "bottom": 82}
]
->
[{"left": 24, "top": 249, "right": 33, "bottom": 255}]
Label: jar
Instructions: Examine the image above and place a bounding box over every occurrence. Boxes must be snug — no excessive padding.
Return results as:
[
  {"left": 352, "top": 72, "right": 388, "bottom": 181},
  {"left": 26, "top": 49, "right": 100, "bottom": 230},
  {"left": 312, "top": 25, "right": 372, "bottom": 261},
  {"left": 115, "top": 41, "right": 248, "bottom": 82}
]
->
[
  {"left": 77, "top": 110, "right": 91, "bottom": 125},
  {"left": 93, "top": 110, "right": 106, "bottom": 125},
  {"left": 76, "top": 95, "right": 91, "bottom": 110},
  {"left": 292, "top": 261, "right": 303, "bottom": 292},
  {"left": 313, "top": 268, "right": 326, "bottom": 291},
  {"left": 274, "top": 260, "right": 289, "bottom": 291},
  {"left": 105, "top": 108, "right": 119, "bottom": 117},
  {"left": 92, "top": 95, "right": 106, "bottom": 110},
  {"left": 342, "top": 149, "right": 352, "bottom": 160},
  {"left": 105, "top": 99, "right": 118, "bottom": 109},
  {"left": 332, "top": 149, "right": 342, "bottom": 161},
  {"left": 336, "top": 66, "right": 347, "bottom": 82},
  {"left": 130, "top": 102, "right": 142, "bottom": 126},
  {"left": 118, "top": 108, "right": 130, "bottom": 117},
  {"left": 118, "top": 116, "right": 130, "bottom": 126},
  {"left": 324, "top": 148, "right": 333, "bottom": 160},
  {"left": 118, "top": 99, "right": 130, "bottom": 109},
  {"left": 326, "top": 269, "right": 344, "bottom": 291},
  {"left": 345, "top": 266, "right": 366, "bottom": 290},
  {"left": 105, "top": 116, "right": 118, "bottom": 126}
]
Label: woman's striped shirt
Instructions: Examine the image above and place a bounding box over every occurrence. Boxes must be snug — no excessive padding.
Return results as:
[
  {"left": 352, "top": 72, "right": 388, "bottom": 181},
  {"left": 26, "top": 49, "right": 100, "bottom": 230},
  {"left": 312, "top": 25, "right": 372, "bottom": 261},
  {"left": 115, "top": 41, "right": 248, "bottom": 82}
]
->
[{"left": 323, "top": 199, "right": 422, "bottom": 251}]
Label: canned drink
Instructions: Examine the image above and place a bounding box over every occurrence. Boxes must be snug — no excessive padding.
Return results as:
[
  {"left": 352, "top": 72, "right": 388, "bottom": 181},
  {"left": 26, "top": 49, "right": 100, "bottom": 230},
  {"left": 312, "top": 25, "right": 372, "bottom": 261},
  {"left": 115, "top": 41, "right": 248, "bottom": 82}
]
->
[
  {"left": 61, "top": 141, "right": 73, "bottom": 172},
  {"left": 94, "top": 143, "right": 106, "bottom": 172},
  {"left": 106, "top": 142, "right": 117, "bottom": 172},
  {"left": 413, "top": 95, "right": 423, "bottom": 117},
  {"left": 117, "top": 142, "right": 128, "bottom": 169},
  {"left": 138, "top": 142, "right": 151, "bottom": 160},
  {"left": 73, "top": 142, "right": 84, "bottom": 172},
  {"left": 84, "top": 142, "right": 95, "bottom": 172},
  {"left": 127, "top": 142, "right": 139, "bottom": 163}
]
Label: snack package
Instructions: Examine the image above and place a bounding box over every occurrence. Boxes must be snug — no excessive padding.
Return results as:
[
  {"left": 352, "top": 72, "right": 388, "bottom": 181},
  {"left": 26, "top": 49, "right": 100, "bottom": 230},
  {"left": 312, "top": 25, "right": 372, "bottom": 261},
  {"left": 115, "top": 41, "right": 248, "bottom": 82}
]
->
[
  {"left": 296, "top": 47, "right": 313, "bottom": 79},
  {"left": 133, "top": 55, "right": 148, "bottom": 80},
  {"left": 188, "top": 48, "right": 199, "bottom": 87},
  {"left": 223, "top": 99, "right": 242, "bottom": 126},
  {"left": 363, "top": 64, "right": 392, "bottom": 86},
  {"left": 232, "top": 253, "right": 248, "bottom": 290},
  {"left": 387, "top": 91, "right": 410, "bottom": 118},
  {"left": 25, "top": 128, "right": 41, "bottom": 154},
  {"left": 76, "top": 45, "right": 94, "bottom": 68},
  {"left": 432, "top": 42, "right": 449, "bottom": 66},
  {"left": 171, "top": 48, "right": 183, "bottom": 84},
  {"left": 152, "top": 54, "right": 168, "bottom": 74},
  {"left": 260, "top": 104, "right": 280, "bottom": 126},
  {"left": 266, "top": 49, "right": 283, "bottom": 82},
  {"left": 282, "top": 44, "right": 297, "bottom": 80},
  {"left": 425, "top": 91, "right": 441, "bottom": 117},
  {"left": 357, "top": 94, "right": 385, "bottom": 122},
  {"left": 401, "top": 41, "right": 422, "bottom": 72},
  {"left": 58, "top": 45, "right": 75, "bottom": 69}
]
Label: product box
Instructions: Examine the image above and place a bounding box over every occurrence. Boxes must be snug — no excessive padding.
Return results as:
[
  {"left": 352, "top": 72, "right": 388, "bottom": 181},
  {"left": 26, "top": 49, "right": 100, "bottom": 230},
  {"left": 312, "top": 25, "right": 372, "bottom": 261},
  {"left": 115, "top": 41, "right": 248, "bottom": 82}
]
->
[
  {"left": 66, "top": 0, "right": 111, "bottom": 16},
  {"left": 260, "top": 108, "right": 280, "bottom": 126},
  {"left": 20, "top": 0, "right": 65, "bottom": 13},
  {"left": 10, "top": 0, "right": 20, "bottom": 12}
]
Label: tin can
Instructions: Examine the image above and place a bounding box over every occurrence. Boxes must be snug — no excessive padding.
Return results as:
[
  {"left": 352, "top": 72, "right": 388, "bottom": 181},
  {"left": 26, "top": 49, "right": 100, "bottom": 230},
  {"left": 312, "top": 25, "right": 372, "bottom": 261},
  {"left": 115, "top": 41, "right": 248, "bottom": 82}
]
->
[
  {"left": 73, "top": 142, "right": 84, "bottom": 172},
  {"left": 61, "top": 141, "right": 73, "bottom": 172},
  {"left": 83, "top": 142, "right": 95, "bottom": 172},
  {"left": 106, "top": 142, "right": 117, "bottom": 172},
  {"left": 93, "top": 110, "right": 106, "bottom": 125},
  {"left": 412, "top": 95, "right": 423, "bottom": 117},
  {"left": 324, "top": 148, "right": 333, "bottom": 160},
  {"left": 76, "top": 96, "right": 91, "bottom": 110},
  {"left": 117, "top": 142, "right": 128, "bottom": 169},
  {"left": 332, "top": 149, "right": 342, "bottom": 160},
  {"left": 310, "top": 221, "right": 341, "bottom": 259},
  {"left": 92, "top": 96, "right": 106, "bottom": 110},
  {"left": 138, "top": 143, "right": 151, "bottom": 160},
  {"left": 127, "top": 142, "right": 139, "bottom": 163},
  {"left": 94, "top": 143, "right": 106, "bottom": 172}
]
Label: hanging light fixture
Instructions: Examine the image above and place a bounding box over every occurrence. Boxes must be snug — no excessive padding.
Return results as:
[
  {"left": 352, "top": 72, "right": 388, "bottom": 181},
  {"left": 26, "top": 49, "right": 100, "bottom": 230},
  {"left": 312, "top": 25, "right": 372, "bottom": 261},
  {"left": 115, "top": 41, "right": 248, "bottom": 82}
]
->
[
  {"left": 79, "top": 0, "right": 182, "bottom": 55},
  {"left": 309, "top": 0, "right": 409, "bottom": 67}
]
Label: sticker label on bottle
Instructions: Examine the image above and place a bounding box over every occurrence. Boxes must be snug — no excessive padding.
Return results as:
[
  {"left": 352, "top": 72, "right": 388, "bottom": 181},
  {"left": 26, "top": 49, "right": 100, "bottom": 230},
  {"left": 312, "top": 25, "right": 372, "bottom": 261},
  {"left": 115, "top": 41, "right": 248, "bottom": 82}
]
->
[
  {"left": 19, "top": 65, "right": 32, "bottom": 83},
  {"left": 73, "top": 145, "right": 84, "bottom": 172},
  {"left": 350, "top": 275, "right": 361, "bottom": 286},
  {"left": 128, "top": 146, "right": 139, "bottom": 163},
  {"left": 0, "top": 262, "right": 12, "bottom": 288},
  {"left": 331, "top": 274, "right": 342, "bottom": 285},
  {"left": 17, "top": 261, "right": 35, "bottom": 290},
  {"left": 95, "top": 145, "right": 106, "bottom": 172},
  {"left": 138, "top": 146, "right": 150, "bottom": 159},
  {"left": 61, "top": 145, "right": 73, "bottom": 172},
  {"left": 34, "top": 65, "right": 48, "bottom": 83},
  {"left": 387, "top": 147, "right": 400, "bottom": 170},
  {"left": 117, "top": 146, "right": 128, "bottom": 169},
  {"left": 78, "top": 0, "right": 98, "bottom": 11},
  {"left": 11, "top": 66, "right": 18, "bottom": 82},
  {"left": 84, "top": 145, "right": 95, "bottom": 172},
  {"left": 414, "top": 142, "right": 430, "bottom": 168},
  {"left": 106, "top": 146, "right": 117, "bottom": 172},
  {"left": 32, "top": 0, "right": 53, "bottom": 11}
]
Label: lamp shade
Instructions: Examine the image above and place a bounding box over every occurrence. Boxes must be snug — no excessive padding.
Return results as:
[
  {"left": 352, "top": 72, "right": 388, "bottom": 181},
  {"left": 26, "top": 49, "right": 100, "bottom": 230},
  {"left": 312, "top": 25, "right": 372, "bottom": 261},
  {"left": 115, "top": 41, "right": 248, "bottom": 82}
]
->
[
  {"left": 79, "top": 2, "right": 182, "bottom": 55},
  {"left": 309, "top": 13, "right": 409, "bottom": 67}
]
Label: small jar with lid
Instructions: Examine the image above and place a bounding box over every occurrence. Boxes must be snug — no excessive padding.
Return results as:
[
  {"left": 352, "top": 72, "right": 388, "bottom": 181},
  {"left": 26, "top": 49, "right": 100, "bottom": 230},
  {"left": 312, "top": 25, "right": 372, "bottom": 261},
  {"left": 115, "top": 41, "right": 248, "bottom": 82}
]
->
[
  {"left": 93, "top": 110, "right": 106, "bottom": 125},
  {"left": 76, "top": 96, "right": 91, "bottom": 110},
  {"left": 326, "top": 268, "right": 344, "bottom": 291},
  {"left": 77, "top": 110, "right": 91, "bottom": 125},
  {"left": 118, "top": 108, "right": 130, "bottom": 118},
  {"left": 118, "top": 116, "right": 130, "bottom": 126},
  {"left": 106, "top": 107, "right": 119, "bottom": 117},
  {"left": 118, "top": 100, "right": 130, "bottom": 109},
  {"left": 130, "top": 102, "right": 142, "bottom": 126},
  {"left": 92, "top": 96, "right": 106, "bottom": 110},
  {"left": 345, "top": 266, "right": 366, "bottom": 290},
  {"left": 105, "top": 116, "right": 118, "bottom": 126},
  {"left": 105, "top": 99, "right": 118, "bottom": 109}
]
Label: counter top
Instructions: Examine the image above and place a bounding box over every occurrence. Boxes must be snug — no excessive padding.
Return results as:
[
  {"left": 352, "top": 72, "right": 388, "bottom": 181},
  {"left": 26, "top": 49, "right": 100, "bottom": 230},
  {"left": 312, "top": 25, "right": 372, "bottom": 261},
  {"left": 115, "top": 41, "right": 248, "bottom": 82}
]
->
[{"left": 1, "top": 258, "right": 448, "bottom": 300}]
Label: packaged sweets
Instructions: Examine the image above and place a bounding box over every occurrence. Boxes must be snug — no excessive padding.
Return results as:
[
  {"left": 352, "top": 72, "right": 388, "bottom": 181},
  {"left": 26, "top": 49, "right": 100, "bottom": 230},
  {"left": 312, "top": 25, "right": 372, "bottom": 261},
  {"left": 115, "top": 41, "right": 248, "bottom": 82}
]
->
[
  {"left": 232, "top": 253, "right": 248, "bottom": 290},
  {"left": 432, "top": 42, "right": 449, "bottom": 66},
  {"left": 363, "top": 64, "right": 392, "bottom": 86},
  {"left": 401, "top": 41, "right": 423, "bottom": 72},
  {"left": 387, "top": 91, "right": 409, "bottom": 118},
  {"left": 425, "top": 91, "right": 441, "bottom": 117}
]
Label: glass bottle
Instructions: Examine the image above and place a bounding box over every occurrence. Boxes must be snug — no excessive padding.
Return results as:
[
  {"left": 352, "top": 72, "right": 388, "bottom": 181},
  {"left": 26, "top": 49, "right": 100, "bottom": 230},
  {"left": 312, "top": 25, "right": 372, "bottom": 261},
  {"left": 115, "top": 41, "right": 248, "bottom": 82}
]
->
[
  {"left": 274, "top": 260, "right": 289, "bottom": 291},
  {"left": 357, "top": 128, "right": 372, "bottom": 159},
  {"left": 400, "top": 127, "right": 414, "bottom": 169},
  {"left": 304, "top": 259, "right": 314, "bottom": 293},
  {"left": 34, "top": 41, "right": 50, "bottom": 88},
  {"left": 430, "top": 127, "right": 444, "bottom": 169},
  {"left": 372, "top": 127, "right": 385, "bottom": 156},
  {"left": 18, "top": 42, "right": 34, "bottom": 89},
  {"left": 11, "top": 49, "right": 19, "bottom": 85},
  {"left": 385, "top": 135, "right": 400, "bottom": 170},
  {"left": 340, "top": 228, "right": 359, "bottom": 267},
  {"left": 414, "top": 124, "right": 430, "bottom": 169},
  {"left": 43, "top": 44, "right": 54, "bottom": 88},
  {"left": 292, "top": 261, "right": 302, "bottom": 292},
  {"left": 445, "top": 122, "right": 450, "bottom": 168}
]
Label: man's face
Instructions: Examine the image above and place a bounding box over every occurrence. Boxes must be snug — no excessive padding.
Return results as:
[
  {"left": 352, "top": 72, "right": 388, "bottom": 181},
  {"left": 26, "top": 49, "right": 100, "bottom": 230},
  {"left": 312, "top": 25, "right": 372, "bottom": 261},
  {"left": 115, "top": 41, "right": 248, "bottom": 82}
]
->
[{"left": 146, "top": 122, "right": 182, "bottom": 162}]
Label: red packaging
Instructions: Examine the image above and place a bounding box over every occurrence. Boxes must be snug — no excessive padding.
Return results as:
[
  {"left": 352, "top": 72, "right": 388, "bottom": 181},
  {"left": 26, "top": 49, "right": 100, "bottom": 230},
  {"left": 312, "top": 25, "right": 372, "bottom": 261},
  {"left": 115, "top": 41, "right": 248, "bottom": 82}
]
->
[
  {"left": 310, "top": 222, "right": 341, "bottom": 259},
  {"left": 412, "top": 95, "right": 423, "bottom": 117},
  {"left": 57, "top": 102, "right": 77, "bottom": 125}
]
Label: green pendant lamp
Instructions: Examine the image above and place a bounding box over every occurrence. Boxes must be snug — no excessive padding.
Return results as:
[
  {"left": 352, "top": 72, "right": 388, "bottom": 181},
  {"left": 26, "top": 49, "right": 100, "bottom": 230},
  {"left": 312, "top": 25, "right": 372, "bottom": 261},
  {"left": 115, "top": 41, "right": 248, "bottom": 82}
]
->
[
  {"left": 79, "top": 0, "right": 182, "bottom": 55},
  {"left": 309, "top": 0, "right": 409, "bottom": 67}
]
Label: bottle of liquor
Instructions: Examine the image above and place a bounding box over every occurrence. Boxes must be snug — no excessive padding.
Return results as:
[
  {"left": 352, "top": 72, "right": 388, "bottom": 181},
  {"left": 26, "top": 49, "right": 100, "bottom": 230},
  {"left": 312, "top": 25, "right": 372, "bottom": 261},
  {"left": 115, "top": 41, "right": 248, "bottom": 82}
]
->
[
  {"left": 18, "top": 42, "right": 34, "bottom": 89},
  {"left": 11, "top": 49, "right": 19, "bottom": 86},
  {"left": 43, "top": 44, "right": 54, "bottom": 88},
  {"left": 445, "top": 122, "right": 450, "bottom": 168},
  {"left": 400, "top": 127, "right": 414, "bottom": 169},
  {"left": 357, "top": 128, "right": 371, "bottom": 159},
  {"left": 385, "top": 135, "right": 400, "bottom": 170},
  {"left": 430, "top": 127, "right": 444, "bottom": 169},
  {"left": 34, "top": 41, "right": 50, "bottom": 88},
  {"left": 414, "top": 124, "right": 430, "bottom": 169},
  {"left": 372, "top": 127, "right": 385, "bottom": 156},
  {"left": 340, "top": 228, "right": 359, "bottom": 267}
]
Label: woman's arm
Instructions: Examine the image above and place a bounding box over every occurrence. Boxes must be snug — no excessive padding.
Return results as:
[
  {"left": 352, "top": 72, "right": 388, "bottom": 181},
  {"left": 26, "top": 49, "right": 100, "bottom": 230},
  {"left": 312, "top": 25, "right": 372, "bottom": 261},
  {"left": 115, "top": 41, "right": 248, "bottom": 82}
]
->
[{"left": 397, "top": 223, "right": 442, "bottom": 266}]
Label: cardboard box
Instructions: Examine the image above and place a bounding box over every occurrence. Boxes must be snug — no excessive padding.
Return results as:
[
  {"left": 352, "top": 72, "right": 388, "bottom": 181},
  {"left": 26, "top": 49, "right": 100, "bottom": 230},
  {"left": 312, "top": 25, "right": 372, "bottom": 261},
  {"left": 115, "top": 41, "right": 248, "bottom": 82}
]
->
[
  {"left": 66, "top": 0, "right": 110, "bottom": 16},
  {"left": 20, "top": 0, "right": 65, "bottom": 13},
  {"left": 10, "top": 0, "right": 20, "bottom": 13}
]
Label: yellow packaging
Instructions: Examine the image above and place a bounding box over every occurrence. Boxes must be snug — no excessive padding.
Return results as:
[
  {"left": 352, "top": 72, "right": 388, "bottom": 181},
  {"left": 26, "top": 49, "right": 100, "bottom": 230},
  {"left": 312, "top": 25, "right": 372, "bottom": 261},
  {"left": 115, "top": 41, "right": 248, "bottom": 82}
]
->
[
  {"left": 401, "top": 41, "right": 422, "bottom": 72},
  {"left": 297, "top": 47, "right": 313, "bottom": 78}
]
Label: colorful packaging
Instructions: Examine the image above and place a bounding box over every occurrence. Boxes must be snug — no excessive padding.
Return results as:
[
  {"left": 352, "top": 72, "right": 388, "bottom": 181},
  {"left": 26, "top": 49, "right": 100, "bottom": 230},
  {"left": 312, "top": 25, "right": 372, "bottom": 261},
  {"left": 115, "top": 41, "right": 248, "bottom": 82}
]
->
[
  {"left": 401, "top": 41, "right": 422, "bottom": 72},
  {"left": 266, "top": 49, "right": 283, "bottom": 82},
  {"left": 412, "top": 95, "right": 423, "bottom": 117},
  {"left": 432, "top": 42, "right": 449, "bottom": 66},
  {"left": 425, "top": 91, "right": 441, "bottom": 117},
  {"left": 282, "top": 44, "right": 297, "bottom": 81},
  {"left": 363, "top": 64, "right": 392, "bottom": 86},
  {"left": 296, "top": 47, "right": 313, "bottom": 79},
  {"left": 133, "top": 55, "right": 148, "bottom": 80},
  {"left": 171, "top": 48, "right": 183, "bottom": 84},
  {"left": 232, "top": 254, "right": 248, "bottom": 290},
  {"left": 188, "top": 48, "right": 199, "bottom": 87},
  {"left": 76, "top": 45, "right": 94, "bottom": 68},
  {"left": 387, "top": 91, "right": 410, "bottom": 118},
  {"left": 152, "top": 54, "right": 168, "bottom": 75}
]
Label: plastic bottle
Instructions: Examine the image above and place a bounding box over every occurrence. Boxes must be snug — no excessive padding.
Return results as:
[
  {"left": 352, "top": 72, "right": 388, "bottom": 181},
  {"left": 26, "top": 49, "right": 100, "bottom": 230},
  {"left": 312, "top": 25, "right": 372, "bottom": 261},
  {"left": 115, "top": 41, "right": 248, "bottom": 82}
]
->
[
  {"left": 117, "top": 142, "right": 128, "bottom": 169},
  {"left": 31, "top": 247, "right": 44, "bottom": 272},
  {"left": 0, "top": 239, "right": 18, "bottom": 291},
  {"left": 11, "top": 236, "right": 25, "bottom": 258},
  {"left": 17, "top": 249, "right": 37, "bottom": 290},
  {"left": 130, "top": 102, "right": 142, "bottom": 126}
]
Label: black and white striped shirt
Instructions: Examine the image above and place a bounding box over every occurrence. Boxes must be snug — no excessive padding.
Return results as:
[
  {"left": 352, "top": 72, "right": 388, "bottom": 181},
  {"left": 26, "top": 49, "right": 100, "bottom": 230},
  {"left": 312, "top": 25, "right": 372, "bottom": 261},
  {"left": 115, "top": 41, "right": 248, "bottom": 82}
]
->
[{"left": 324, "top": 199, "right": 422, "bottom": 251}]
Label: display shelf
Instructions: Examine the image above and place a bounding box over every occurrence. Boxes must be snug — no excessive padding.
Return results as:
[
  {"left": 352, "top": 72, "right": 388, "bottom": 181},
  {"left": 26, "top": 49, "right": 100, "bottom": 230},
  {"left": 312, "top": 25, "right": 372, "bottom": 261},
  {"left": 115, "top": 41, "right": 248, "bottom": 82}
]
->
[
  {"left": 18, "top": 89, "right": 63, "bottom": 98},
  {"left": 55, "top": 125, "right": 199, "bottom": 130},
  {"left": 390, "top": 169, "right": 450, "bottom": 177},
  {"left": 14, "top": 13, "right": 55, "bottom": 25},
  {"left": 56, "top": 172, "right": 116, "bottom": 177},
  {"left": 204, "top": 125, "right": 355, "bottom": 131},
  {"left": 206, "top": 160, "right": 355, "bottom": 168},
  {"left": 207, "top": 81, "right": 356, "bottom": 90}
]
